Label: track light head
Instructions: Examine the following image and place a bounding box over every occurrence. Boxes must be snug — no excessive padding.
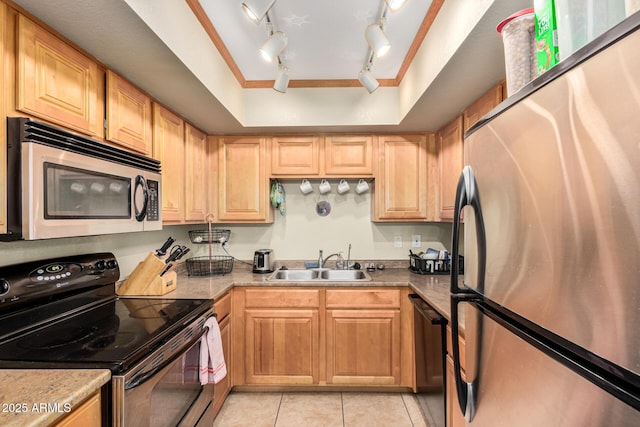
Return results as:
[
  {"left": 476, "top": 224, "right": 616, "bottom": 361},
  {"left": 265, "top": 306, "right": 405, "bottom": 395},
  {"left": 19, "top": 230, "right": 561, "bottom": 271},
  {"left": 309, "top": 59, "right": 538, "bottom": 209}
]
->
[
  {"left": 358, "top": 68, "right": 380, "bottom": 93},
  {"left": 273, "top": 66, "right": 290, "bottom": 93},
  {"left": 260, "top": 31, "right": 288, "bottom": 62},
  {"left": 385, "top": 0, "right": 408, "bottom": 11},
  {"left": 365, "top": 24, "right": 391, "bottom": 58},
  {"left": 242, "top": 0, "right": 276, "bottom": 23}
]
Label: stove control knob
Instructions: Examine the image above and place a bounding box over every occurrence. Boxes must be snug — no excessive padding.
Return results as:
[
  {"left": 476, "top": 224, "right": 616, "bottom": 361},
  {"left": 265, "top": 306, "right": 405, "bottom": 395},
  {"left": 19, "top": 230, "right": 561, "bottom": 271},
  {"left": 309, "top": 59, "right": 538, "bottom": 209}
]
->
[
  {"left": 0, "top": 279, "right": 9, "bottom": 296},
  {"left": 95, "top": 260, "right": 107, "bottom": 271},
  {"left": 106, "top": 260, "right": 118, "bottom": 270}
]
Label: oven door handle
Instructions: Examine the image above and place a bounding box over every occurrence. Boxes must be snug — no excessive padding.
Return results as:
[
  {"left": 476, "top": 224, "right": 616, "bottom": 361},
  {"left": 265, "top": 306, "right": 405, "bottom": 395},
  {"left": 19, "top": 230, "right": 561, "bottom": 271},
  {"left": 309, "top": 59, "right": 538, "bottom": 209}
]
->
[{"left": 125, "top": 326, "right": 209, "bottom": 390}]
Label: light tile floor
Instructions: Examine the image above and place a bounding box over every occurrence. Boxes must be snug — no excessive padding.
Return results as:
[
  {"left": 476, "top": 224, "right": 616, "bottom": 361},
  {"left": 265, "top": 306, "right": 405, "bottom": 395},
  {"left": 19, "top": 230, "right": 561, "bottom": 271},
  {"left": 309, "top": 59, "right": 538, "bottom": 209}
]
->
[{"left": 213, "top": 392, "right": 429, "bottom": 427}]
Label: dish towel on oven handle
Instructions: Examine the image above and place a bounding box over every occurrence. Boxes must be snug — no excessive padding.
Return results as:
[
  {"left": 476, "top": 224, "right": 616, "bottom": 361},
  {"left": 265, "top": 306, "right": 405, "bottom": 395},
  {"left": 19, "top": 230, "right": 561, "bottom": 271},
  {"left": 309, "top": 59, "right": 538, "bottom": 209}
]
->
[{"left": 199, "top": 316, "right": 227, "bottom": 385}]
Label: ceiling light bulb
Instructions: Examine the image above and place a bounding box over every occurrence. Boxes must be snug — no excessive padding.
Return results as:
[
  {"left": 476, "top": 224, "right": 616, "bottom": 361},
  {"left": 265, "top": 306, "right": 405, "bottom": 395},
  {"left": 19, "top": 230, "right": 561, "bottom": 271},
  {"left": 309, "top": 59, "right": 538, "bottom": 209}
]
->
[
  {"left": 365, "top": 24, "right": 391, "bottom": 58},
  {"left": 242, "top": 0, "right": 276, "bottom": 23},
  {"left": 385, "top": 0, "right": 408, "bottom": 11},
  {"left": 358, "top": 69, "right": 379, "bottom": 93},
  {"left": 260, "top": 31, "right": 288, "bottom": 62},
  {"left": 274, "top": 66, "right": 290, "bottom": 93}
]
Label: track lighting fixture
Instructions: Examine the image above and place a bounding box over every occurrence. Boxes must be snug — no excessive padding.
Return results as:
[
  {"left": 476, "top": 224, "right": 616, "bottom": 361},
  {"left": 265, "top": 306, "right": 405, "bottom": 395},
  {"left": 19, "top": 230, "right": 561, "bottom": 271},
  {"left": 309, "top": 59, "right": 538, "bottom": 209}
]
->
[
  {"left": 273, "top": 65, "right": 289, "bottom": 93},
  {"left": 260, "top": 31, "right": 288, "bottom": 63},
  {"left": 365, "top": 24, "right": 391, "bottom": 58},
  {"left": 242, "top": 0, "right": 276, "bottom": 23},
  {"left": 358, "top": 67, "right": 379, "bottom": 93}
]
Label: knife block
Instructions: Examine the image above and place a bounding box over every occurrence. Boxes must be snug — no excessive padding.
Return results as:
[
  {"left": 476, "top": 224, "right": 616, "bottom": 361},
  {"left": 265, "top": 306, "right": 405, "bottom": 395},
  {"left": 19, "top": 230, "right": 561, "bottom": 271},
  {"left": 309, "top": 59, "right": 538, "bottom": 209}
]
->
[{"left": 116, "top": 252, "right": 177, "bottom": 296}]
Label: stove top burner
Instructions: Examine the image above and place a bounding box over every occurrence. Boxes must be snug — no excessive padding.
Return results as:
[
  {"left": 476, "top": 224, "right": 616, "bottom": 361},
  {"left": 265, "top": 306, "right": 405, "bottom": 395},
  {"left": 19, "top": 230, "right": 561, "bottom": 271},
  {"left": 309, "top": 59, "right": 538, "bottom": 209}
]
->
[
  {"left": 83, "top": 331, "right": 138, "bottom": 351},
  {"left": 17, "top": 324, "right": 101, "bottom": 350}
]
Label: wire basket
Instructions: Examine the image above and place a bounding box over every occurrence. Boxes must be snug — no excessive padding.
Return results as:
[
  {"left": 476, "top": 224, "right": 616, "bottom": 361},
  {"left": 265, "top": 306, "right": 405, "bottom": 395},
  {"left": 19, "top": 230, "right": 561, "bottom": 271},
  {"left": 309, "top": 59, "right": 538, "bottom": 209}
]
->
[
  {"left": 188, "top": 229, "right": 231, "bottom": 244},
  {"left": 186, "top": 256, "right": 234, "bottom": 276},
  {"left": 409, "top": 254, "right": 464, "bottom": 275}
]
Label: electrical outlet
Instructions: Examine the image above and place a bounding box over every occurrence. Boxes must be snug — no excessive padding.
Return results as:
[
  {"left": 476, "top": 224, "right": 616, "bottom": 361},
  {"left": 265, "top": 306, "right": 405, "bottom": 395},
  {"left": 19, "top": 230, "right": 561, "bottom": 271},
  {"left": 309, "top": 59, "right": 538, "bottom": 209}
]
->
[
  {"left": 394, "top": 235, "right": 403, "bottom": 248},
  {"left": 411, "top": 234, "right": 421, "bottom": 248}
]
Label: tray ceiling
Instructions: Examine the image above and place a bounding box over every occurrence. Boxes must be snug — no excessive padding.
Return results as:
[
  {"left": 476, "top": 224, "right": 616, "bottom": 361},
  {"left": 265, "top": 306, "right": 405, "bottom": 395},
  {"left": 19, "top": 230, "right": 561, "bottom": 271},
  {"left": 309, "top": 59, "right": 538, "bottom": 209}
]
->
[{"left": 190, "top": 0, "right": 436, "bottom": 86}]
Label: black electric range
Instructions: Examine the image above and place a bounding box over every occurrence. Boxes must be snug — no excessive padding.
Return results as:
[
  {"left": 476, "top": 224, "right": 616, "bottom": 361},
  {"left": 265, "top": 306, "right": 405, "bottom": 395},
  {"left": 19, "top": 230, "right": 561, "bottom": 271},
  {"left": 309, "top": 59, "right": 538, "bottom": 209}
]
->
[{"left": 0, "top": 253, "right": 212, "bottom": 373}]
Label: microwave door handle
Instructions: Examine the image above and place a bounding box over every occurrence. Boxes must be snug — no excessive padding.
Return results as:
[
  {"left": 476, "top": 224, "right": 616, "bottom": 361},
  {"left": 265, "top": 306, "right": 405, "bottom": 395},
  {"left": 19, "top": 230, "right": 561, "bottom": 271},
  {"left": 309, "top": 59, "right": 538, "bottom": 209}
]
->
[{"left": 134, "top": 175, "right": 149, "bottom": 222}]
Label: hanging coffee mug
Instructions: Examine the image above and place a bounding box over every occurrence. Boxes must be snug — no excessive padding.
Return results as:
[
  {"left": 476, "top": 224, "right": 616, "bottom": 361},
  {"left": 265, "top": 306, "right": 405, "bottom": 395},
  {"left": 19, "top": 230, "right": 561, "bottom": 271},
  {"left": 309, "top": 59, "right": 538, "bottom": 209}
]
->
[
  {"left": 300, "top": 179, "right": 313, "bottom": 194},
  {"left": 337, "top": 179, "right": 350, "bottom": 194},
  {"left": 319, "top": 179, "right": 331, "bottom": 194},
  {"left": 355, "top": 178, "right": 370, "bottom": 194}
]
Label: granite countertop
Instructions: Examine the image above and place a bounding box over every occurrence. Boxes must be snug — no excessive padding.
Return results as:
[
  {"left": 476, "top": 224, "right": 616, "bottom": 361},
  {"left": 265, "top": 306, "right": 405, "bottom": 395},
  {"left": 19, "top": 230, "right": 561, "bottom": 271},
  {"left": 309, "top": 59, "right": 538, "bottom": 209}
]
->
[
  {"left": 0, "top": 369, "right": 110, "bottom": 427},
  {"left": 149, "top": 264, "right": 458, "bottom": 324}
]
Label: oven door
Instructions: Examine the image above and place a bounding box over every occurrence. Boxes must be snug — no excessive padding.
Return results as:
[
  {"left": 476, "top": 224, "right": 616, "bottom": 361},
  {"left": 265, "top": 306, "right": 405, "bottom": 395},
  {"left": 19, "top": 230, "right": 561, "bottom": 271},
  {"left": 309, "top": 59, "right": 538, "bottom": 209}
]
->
[
  {"left": 112, "top": 327, "right": 214, "bottom": 427},
  {"left": 21, "top": 142, "right": 160, "bottom": 239}
]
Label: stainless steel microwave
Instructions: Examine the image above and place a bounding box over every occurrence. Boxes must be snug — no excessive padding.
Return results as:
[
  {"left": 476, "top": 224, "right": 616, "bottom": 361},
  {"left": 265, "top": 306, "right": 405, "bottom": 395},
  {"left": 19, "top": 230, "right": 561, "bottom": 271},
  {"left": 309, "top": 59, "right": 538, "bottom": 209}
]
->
[{"left": 2, "top": 118, "right": 162, "bottom": 241}]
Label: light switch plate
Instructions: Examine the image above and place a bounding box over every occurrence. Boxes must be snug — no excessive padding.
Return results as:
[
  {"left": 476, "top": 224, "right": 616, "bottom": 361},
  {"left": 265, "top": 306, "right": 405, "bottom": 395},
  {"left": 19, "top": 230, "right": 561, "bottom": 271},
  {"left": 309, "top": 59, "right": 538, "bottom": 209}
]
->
[
  {"left": 411, "top": 235, "right": 421, "bottom": 248},
  {"left": 394, "top": 235, "right": 403, "bottom": 248}
]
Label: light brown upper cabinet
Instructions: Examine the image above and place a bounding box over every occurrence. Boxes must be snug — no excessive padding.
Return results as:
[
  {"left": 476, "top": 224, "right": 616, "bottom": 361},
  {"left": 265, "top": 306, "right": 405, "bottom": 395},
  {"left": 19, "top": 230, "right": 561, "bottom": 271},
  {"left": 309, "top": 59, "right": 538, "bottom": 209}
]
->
[
  {"left": 271, "top": 136, "right": 320, "bottom": 176},
  {"left": 16, "top": 14, "right": 103, "bottom": 137},
  {"left": 184, "top": 123, "right": 208, "bottom": 222},
  {"left": 324, "top": 135, "right": 373, "bottom": 176},
  {"left": 438, "top": 83, "right": 504, "bottom": 221},
  {"left": 153, "top": 104, "right": 185, "bottom": 223},
  {"left": 373, "top": 134, "right": 435, "bottom": 222},
  {"left": 463, "top": 83, "right": 503, "bottom": 133},
  {"left": 437, "top": 116, "right": 463, "bottom": 221},
  {"left": 270, "top": 135, "right": 373, "bottom": 177},
  {"left": 217, "top": 136, "right": 273, "bottom": 223},
  {"left": 106, "top": 70, "right": 153, "bottom": 155}
]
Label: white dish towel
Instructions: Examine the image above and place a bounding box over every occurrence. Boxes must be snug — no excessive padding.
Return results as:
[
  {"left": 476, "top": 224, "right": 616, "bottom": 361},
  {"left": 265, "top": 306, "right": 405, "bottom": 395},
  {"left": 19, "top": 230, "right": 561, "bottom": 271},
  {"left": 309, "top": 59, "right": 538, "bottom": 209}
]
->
[{"left": 199, "top": 316, "right": 227, "bottom": 385}]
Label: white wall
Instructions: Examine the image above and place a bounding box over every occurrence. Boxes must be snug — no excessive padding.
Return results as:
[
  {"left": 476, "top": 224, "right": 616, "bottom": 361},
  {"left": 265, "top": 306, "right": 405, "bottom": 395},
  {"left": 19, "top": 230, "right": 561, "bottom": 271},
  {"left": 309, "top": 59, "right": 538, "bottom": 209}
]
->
[{"left": 0, "top": 181, "right": 452, "bottom": 277}]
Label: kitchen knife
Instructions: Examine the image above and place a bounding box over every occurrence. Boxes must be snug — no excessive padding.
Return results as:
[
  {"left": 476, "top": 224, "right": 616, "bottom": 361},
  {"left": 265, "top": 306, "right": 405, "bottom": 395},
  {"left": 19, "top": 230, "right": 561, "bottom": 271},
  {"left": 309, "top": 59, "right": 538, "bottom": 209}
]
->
[
  {"left": 159, "top": 262, "right": 174, "bottom": 277},
  {"left": 175, "top": 247, "right": 190, "bottom": 260},
  {"left": 165, "top": 245, "right": 188, "bottom": 263},
  {"left": 155, "top": 237, "right": 176, "bottom": 257}
]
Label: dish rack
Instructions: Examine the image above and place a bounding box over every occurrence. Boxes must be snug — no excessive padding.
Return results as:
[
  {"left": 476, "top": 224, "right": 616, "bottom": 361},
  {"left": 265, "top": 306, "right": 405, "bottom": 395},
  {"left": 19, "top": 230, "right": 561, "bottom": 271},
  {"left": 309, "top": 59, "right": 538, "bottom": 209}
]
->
[
  {"left": 409, "top": 253, "right": 464, "bottom": 275},
  {"left": 187, "top": 225, "right": 234, "bottom": 276}
]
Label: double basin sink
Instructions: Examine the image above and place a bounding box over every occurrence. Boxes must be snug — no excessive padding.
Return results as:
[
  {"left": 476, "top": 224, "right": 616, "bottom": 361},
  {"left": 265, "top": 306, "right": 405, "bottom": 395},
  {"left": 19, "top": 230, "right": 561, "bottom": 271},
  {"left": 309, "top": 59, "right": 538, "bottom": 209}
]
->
[{"left": 267, "top": 268, "right": 371, "bottom": 282}]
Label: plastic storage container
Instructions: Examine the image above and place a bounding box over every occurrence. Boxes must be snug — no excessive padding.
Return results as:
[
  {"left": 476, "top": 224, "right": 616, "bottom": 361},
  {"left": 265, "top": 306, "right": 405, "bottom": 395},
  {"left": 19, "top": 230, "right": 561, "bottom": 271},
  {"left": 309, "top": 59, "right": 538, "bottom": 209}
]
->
[
  {"left": 626, "top": 0, "right": 640, "bottom": 15},
  {"left": 497, "top": 8, "right": 537, "bottom": 96},
  {"left": 554, "top": 0, "right": 626, "bottom": 60}
]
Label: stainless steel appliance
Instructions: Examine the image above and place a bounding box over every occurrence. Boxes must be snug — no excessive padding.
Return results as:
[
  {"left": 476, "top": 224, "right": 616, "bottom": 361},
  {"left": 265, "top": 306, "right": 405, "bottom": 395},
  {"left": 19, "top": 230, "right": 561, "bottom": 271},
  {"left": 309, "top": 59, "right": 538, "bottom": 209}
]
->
[
  {"left": 449, "top": 15, "right": 640, "bottom": 426},
  {"left": 409, "top": 294, "right": 446, "bottom": 427},
  {"left": 0, "top": 253, "right": 216, "bottom": 426},
  {"left": 252, "top": 248, "right": 274, "bottom": 273},
  {"left": 2, "top": 118, "right": 161, "bottom": 241}
]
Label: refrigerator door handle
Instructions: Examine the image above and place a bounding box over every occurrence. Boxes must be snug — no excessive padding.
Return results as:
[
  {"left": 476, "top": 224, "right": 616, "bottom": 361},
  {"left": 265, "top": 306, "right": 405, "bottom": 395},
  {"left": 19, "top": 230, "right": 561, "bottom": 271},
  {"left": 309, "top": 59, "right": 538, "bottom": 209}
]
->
[
  {"left": 451, "top": 166, "right": 487, "bottom": 295},
  {"left": 451, "top": 294, "right": 481, "bottom": 421}
]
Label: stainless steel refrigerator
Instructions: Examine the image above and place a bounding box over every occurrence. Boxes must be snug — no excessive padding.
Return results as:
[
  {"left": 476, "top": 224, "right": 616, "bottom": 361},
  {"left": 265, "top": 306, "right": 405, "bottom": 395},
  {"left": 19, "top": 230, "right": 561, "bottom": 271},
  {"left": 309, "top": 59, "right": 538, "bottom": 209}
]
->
[{"left": 449, "top": 13, "right": 640, "bottom": 426}]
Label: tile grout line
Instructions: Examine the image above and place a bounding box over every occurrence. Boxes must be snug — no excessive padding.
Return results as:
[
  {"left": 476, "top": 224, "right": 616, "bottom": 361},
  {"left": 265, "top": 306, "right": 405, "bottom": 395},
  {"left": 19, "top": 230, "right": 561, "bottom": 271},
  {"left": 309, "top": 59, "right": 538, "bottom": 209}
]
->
[
  {"left": 341, "top": 392, "right": 346, "bottom": 427},
  {"left": 273, "top": 392, "right": 284, "bottom": 427},
  {"left": 401, "top": 393, "right": 416, "bottom": 427}
]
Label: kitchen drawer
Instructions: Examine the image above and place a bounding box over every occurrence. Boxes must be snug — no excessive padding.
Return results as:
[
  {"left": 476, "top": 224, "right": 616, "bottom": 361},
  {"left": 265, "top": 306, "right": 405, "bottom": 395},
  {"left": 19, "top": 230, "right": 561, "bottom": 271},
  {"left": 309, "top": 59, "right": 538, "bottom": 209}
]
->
[
  {"left": 214, "top": 292, "right": 231, "bottom": 322},
  {"left": 446, "top": 325, "right": 466, "bottom": 372},
  {"left": 244, "top": 288, "right": 320, "bottom": 308},
  {"left": 326, "top": 289, "right": 400, "bottom": 309}
]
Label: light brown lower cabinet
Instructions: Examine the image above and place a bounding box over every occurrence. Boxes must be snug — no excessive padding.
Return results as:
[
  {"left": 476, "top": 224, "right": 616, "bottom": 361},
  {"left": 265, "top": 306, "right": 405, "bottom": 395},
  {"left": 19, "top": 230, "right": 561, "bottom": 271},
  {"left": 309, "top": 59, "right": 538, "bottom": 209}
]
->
[
  {"left": 53, "top": 390, "right": 101, "bottom": 427},
  {"left": 446, "top": 326, "right": 466, "bottom": 427},
  {"left": 212, "top": 292, "right": 232, "bottom": 417},
  {"left": 231, "top": 287, "right": 412, "bottom": 388}
]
